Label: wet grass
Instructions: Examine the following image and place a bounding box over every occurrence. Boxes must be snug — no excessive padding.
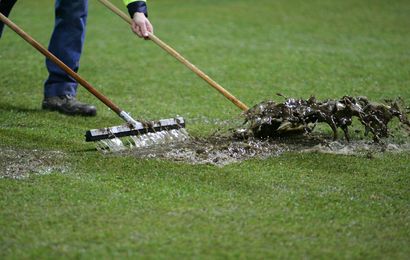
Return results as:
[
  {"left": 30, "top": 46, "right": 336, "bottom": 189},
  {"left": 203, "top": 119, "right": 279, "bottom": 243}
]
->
[{"left": 1, "top": 0, "right": 410, "bottom": 258}]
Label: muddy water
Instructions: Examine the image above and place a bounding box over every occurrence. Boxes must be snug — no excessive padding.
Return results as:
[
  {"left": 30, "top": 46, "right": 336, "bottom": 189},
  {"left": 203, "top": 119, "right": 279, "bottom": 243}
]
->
[
  {"left": 121, "top": 134, "right": 287, "bottom": 166},
  {"left": 110, "top": 132, "right": 410, "bottom": 166},
  {"left": 101, "top": 96, "right": 409, "bottom": 166},
  {"left": 243, "top": 95, "right": 410, "bottom": 142}
]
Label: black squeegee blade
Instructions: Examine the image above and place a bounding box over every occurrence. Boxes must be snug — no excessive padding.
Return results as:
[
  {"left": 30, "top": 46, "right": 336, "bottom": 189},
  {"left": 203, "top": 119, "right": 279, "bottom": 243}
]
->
[{"left": 85, "top": 117, "right": 185, "bottom": 142}]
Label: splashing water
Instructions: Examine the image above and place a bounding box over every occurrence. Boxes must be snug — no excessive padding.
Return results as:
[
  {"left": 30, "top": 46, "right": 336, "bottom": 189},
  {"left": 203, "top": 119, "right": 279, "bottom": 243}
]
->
[
  {"left": 243, "top": 95, "right": 410, "bottom": 142},
  {"left": 94, "top": 95, "right": 409, "bottom": 165},
  {"left": 96, "top": 137, "right": 126, "bottom": 152},
  {"left": 96, "top": 128, "right": 190, "bottom": 152}
]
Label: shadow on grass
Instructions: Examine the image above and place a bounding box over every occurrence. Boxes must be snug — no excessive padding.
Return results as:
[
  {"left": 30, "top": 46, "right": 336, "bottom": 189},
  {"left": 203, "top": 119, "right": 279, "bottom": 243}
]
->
[
  {"left": 0, "top": 100, "right": 118, "bottom": 126},
  {"left": 0, "top": 102, "right": 43, "bottom": 114}
]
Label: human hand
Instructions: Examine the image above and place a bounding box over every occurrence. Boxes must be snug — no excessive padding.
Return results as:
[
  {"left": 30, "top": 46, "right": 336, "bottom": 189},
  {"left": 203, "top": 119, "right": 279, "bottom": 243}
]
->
[{"left": 131, "top": 12, "right": 153, "bottom": 39}]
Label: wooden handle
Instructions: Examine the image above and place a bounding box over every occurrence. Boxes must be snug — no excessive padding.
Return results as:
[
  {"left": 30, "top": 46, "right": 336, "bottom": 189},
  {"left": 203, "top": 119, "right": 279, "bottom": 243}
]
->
[
  {"left": 0, "top": 12, "right": 123, "bottom": 115},
  {"left": 98, "top": 0, "right": 249, "bottom": 111}
]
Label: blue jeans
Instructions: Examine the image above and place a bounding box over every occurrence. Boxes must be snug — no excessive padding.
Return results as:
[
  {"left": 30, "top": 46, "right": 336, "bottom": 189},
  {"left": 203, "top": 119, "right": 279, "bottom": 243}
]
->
[{"left": 44, "top": 0, "right": 88, "bottom": 97}]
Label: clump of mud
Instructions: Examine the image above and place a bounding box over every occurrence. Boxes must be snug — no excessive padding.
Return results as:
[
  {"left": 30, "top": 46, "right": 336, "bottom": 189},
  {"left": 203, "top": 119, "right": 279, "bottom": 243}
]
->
[
  {"left": 0, "top": 148, "right": 68, "bottom": 179},
  {"left": 241, "top": 95, "right": 410, "bottom": 142}
]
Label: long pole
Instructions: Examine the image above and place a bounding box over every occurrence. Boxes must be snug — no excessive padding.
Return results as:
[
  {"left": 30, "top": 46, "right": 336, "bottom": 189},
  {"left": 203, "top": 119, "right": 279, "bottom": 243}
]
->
[
  {"left": 98, "top": 0, "right": 249, "bottom": 111},
  {"left": 0, "top": 12, "right": 144, "bottom": 127}
]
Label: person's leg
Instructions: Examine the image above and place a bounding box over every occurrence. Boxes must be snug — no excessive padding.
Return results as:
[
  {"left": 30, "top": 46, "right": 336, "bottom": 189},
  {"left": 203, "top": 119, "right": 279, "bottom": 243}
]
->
[
  {"left": 0, "top": 0, "right": 18, "bottom": 38},
  {"left": 43, "top": 0, "right": 96, "bottom": 116},
  {"left": 44, "top": 0, "right": 87, "bottom": 97}
]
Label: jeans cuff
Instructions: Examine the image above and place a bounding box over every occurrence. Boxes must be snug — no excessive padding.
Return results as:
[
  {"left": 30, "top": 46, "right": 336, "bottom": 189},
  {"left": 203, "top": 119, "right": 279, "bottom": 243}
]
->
[{"left": 44, "top": 83, "right": 77, "bottom": 97}]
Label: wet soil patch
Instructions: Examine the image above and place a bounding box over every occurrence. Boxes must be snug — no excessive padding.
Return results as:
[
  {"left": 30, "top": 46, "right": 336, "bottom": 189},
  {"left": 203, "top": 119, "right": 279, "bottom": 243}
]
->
[
  {"left": 0, "top": 148, "right": 68, "bottom": 179},
  {"left": 112, "top": 133, "right": 410, "bottom": 166}
]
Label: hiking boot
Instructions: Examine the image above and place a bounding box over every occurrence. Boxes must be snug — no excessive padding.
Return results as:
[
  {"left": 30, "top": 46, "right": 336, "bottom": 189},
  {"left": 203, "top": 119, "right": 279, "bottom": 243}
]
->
[{"left": 42, "top": 95, "right": 97, "bottom": 116}]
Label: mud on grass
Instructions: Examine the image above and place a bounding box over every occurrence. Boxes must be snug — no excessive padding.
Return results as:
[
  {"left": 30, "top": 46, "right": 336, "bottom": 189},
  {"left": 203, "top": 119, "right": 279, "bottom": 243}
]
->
[
  {"left": 100, "top": 96, "right": 410, "bottom": 166},
  {"left": 242, "top": 95, "right": 410, "bottom": 142},
  {"left": 0, "top": 148, "right": 68, "bottom": 179},
  {"left": 105, "top": 131, "right": 410, "bottom": 166}
]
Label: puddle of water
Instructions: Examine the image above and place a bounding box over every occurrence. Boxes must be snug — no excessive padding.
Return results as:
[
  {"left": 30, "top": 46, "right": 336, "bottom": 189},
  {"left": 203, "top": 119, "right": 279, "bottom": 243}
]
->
[
  {"left": 105, "top": 131, "right": 409, "bottom": 166},
  {"left": 122, "top": 135, "right": 288, "bottom": 166}
]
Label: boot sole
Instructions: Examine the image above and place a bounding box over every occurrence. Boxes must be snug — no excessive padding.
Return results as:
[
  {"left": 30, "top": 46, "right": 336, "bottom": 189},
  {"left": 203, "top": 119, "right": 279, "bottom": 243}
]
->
[{"left": 42, "top": 104, "right": 97, "bottom": 117}]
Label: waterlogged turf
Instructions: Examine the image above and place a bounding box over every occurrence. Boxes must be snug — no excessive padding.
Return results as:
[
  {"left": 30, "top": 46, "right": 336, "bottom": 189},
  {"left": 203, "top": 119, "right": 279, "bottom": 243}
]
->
[
  {"left": 1, "top": 0, "right": 410, "bottom": 258},
  {"left": 100, "top": 128, "right": 410, "bottom": 166},
  {"left": 0, "top": 148, "right": 68, "bottom": 179}
]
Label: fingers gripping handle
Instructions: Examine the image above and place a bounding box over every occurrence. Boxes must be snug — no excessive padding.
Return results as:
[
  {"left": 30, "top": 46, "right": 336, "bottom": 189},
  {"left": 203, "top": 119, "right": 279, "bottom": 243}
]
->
[{"left": 98, "top": 0, "right": 249, "bottom": 111}]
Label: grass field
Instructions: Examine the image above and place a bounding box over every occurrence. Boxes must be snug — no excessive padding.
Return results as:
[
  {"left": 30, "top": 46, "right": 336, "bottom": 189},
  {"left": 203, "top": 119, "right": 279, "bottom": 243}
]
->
[{"left": 1, "top": 0, "right": 409, "bottom": 258}]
